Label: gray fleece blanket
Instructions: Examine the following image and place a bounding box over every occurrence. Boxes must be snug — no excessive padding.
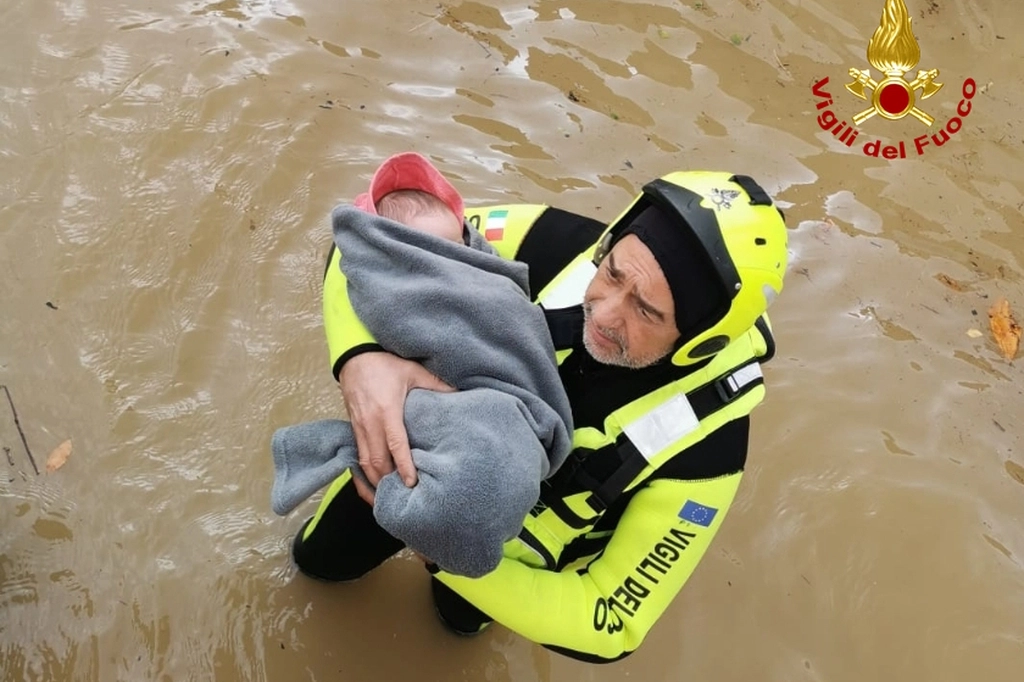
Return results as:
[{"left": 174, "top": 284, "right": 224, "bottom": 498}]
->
[{"left": 271, "top": 205, "right": 574, "bottom": 578}]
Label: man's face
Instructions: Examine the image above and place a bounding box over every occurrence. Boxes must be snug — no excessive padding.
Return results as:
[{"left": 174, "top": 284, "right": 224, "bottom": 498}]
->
[{"left": 582, "top": 234, "right": 681, "bottom": 368}]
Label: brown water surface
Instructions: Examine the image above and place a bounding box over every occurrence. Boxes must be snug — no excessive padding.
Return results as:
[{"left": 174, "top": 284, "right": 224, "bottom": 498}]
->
[{"left": 2, "top": 1, "right": 1023, "bottom": 680}]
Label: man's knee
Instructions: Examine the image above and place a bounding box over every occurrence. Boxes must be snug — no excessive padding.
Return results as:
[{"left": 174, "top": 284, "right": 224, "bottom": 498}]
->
[{"left": 291, "top": 472, "right": 404, "bottom": 582}]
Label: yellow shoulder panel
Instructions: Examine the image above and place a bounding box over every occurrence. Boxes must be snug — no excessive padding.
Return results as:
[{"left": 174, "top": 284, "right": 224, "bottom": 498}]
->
[{"left": 465, "top": 204, "right": 547, "bottom": 261}]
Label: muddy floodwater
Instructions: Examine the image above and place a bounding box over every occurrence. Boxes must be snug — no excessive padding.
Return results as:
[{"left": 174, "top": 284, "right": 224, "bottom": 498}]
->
[{"left": 2, "top": 0, "right": 1023, "bottom": 680}]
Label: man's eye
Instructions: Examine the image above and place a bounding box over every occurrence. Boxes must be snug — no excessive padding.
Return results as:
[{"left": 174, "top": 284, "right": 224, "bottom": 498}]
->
[{"left": 638, "top": 306, "right": 650, "bottom": 319}]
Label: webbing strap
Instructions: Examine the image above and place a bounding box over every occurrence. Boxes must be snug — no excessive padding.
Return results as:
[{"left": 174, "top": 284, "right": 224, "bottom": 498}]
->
[
  {"left": 728, "top": 174, "right": 773, "bottom": 206},
  {"left": 729, "top": 174, "right": 785, "bottom": 222},
  {"left": 685, "top": 363, "right": 764, "bottom": 431},
  {"left": 587, "top": 440, "right": 648, "bottom": 512},
  {"left": 754, "top": 315, "right": 776, "bottom": 362},
  {"left": 543, "top": 491, "right": 600, "bottom": 529},
  {"left": 578, "top": 361, "right": 765, "bottom": 514}
]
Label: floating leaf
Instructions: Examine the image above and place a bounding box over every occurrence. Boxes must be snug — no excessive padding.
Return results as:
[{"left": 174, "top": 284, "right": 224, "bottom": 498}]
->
[
  {"left": 966, "top": 328, "right": 983, "bottom": 338},
  {"left": 987, "top": 298, "right": 1021, "bottom": 360},
  {"left": 45, "top": 439, "right": 72, "bottom": 473}
]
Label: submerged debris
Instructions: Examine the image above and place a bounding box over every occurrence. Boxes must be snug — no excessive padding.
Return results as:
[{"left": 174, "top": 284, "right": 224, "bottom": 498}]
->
[{"left": 45, "top": 440, "right": 73, "bottom": 473}]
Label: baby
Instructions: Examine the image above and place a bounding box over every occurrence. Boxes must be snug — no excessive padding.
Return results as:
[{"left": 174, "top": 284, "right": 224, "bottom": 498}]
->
[
  {"left": 376, "top": 189, "right": 464, "bottom": 244},
  {"left": 271, "top": 153, "right": 573, "bottom": 578}
]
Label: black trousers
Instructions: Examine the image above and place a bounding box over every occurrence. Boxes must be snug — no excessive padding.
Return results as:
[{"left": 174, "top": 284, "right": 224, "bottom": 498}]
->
[{"left": 291, "top": 473, "right": 492, "bottom": 633}]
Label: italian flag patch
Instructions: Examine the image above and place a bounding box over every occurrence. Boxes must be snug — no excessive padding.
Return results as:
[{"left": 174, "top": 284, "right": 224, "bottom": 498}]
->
[{"left": 485, "top": 209, "right": 508, "bottom": 241}]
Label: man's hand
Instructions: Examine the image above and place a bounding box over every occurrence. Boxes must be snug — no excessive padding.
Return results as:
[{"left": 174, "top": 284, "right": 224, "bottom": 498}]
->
[{"left": 339, "top": 351, "right": 455, "bottom": 505}]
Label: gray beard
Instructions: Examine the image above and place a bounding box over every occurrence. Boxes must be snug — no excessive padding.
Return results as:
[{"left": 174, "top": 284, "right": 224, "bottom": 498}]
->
[{"left": 581, "top": 324, "right": 668, "bottom": 370}]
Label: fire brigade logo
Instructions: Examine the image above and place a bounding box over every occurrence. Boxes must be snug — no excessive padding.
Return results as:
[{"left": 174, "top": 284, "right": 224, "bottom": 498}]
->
[
  {"left": 845, "top": 0, "right": 942, "bottom": 126},
  {"left": 809, "top": 0, "right": 977, "bottom": 159}
]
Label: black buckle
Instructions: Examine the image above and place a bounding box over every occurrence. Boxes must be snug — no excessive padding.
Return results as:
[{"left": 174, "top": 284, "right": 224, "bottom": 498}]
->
[{"left": 714, "top": 375, "right": 740, "bottom": 404}]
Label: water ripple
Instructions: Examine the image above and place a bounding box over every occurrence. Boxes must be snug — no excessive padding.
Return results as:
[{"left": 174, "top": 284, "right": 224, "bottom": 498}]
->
[{"left": 2, "top": 1, "right": 1024, "bottom": 681}]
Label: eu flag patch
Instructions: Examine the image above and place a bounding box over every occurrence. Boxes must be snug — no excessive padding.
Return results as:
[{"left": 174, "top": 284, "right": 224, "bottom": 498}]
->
[{"left": 678, "top": 500, "right": 718, "bottom": 527}]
